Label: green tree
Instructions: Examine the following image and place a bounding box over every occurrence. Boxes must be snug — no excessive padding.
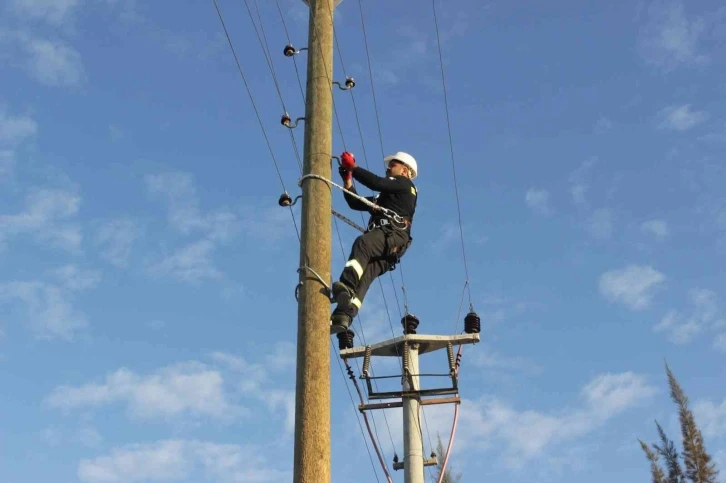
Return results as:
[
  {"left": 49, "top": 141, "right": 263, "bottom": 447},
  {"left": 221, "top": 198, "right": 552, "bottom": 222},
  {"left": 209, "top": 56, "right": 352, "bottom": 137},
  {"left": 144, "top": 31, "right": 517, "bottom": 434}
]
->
[
  {"left": 639, "top": 364, "right": 719, "bottom": 483},
  {"left": 431, "top": 433, "right": 462, "bottom": 483}
]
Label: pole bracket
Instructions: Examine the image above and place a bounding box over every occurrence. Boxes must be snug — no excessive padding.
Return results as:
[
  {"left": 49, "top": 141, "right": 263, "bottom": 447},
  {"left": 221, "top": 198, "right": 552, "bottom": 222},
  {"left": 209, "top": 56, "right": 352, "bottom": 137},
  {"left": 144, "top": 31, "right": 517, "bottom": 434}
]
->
[
  {"left": 281, "top": 112, "right": 305, "bottom": 129},
  {"left": 295, "top": 265, "right": 334, "bottom": 302}
]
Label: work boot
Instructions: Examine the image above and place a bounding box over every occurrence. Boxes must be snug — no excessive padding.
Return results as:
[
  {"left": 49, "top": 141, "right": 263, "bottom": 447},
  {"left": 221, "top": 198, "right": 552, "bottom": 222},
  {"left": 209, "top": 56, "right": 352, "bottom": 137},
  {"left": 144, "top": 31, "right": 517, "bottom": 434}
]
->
[
  {"left": 330, "top": 311, "right": 352, "bottom": 334},
  {"left": 332, "top": 281, "right": 355, "bottom": 309}
]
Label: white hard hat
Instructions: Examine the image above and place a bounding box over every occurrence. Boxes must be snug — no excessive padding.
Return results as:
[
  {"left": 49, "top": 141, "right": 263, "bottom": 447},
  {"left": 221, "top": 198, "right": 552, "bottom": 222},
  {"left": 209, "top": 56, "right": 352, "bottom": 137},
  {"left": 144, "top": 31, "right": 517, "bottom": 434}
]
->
[{"left": 383, "top": 151, "right": 418, "bottom": 179}]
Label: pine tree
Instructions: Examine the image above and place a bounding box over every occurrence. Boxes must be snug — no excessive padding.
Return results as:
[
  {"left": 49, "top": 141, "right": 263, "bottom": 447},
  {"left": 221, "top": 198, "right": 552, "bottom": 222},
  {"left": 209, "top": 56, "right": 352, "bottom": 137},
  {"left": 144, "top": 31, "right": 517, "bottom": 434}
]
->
[
  {"left": 665, "top": 364, "right": 719, "bottom": 483},
  {"left": 431, "top": 433, "right": 462, "bottom": 483},
  {"left": 640, "top": 439, "right": 667, "bottom": 483},
  {"left": 653, "top": 420, "right": 685, "bottom": 483}
]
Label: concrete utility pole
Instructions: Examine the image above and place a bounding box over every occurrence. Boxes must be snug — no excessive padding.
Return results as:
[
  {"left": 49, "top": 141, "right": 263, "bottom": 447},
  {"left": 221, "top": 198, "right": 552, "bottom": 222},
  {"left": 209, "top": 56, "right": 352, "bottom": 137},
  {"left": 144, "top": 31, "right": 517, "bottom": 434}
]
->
[
  {"left": 402, "top": 343, "right": 424, "bottom": 483},
  {"left": 293, "top": 0, "right": 336, "bottom": 482}
]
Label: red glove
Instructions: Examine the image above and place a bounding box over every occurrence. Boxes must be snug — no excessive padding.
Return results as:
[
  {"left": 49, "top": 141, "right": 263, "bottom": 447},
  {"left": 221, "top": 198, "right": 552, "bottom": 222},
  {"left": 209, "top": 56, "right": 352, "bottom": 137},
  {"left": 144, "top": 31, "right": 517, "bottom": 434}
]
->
[
  {"left": 340, "top": 151, "right": 356, "bottom": 170},
  {"left": 338, "top": 165, "right": 352, "bottom": 183}
]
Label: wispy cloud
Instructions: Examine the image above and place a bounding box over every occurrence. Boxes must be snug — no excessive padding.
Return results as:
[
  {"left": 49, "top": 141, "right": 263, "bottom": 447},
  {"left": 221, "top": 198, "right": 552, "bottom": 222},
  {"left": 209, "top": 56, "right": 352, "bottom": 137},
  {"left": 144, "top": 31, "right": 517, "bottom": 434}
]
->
[
  {"left": 21, "top": 34, "right": 85, "bottom": 86},
  {"left": 469, "top": 345, "right": 543, "bottom": 376},
  {"left": 95, "top": 218, "right": 138, "bottom": 267},
  {"left": 693, "top": 398, "right": 726, "bottom": 438},
  {"left": 46, "top": 361, "right": 246, "bottom": 422},
  {"left": 715, "top": 332, "right": 726, "bottom": 353},
  {"left": 654, "top": 288, "right": 721, "bottom": 344},
  {"left": 459, "top": 372, "right": 655, "bottom": 468},
  {"left": 641, "top": 219, "right": 669, "bottom": 239},
  {"left": 0, "top": 109, "right": 38, "bottom": 144},
  {"left": 638, "top": 0, "right": 708, "bottom": 69},
  {"left": 0, "top": 188, "right": 82, "bottom": 252},
  {"left": 569, "top": 158, "right": 596, "bottom": 207},
  {"left": 0, "top": 265, "right": 99, "bottom": 340},
  {"left": 431, "top": 221, "right": 487, "bottom": 252},
  {"left": 599, "top": 265, "right": 666, "bottom": 310},
  {"left": 657, "top": 104, "right": 708, "bottom": 131},
  {"left": 586, "top": 208, "right": 613, "bottom": 240},
  {"left": 9, "top": 0, "right": 80, "bottom": 25},
  {"left": 0, "top": 150, "right": 14, "bottom": 179},
  {"left": 525, "top": 189, "right": 553, "bottom": 216},
  {"left": 77, "top": 439, "right": 289, "bottom": 483}
]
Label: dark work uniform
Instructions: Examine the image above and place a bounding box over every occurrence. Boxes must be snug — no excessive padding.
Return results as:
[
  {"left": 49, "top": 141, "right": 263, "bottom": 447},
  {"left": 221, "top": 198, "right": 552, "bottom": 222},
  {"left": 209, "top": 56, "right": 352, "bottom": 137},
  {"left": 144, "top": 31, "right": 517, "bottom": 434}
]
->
[{"left": 333, "top": 166, "right": 418, "bottom": 322}]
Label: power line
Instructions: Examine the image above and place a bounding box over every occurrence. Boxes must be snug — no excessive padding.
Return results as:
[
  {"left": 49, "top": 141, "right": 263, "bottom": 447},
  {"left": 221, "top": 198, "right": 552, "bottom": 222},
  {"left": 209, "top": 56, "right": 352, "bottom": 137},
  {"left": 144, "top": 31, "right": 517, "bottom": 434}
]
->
[
  {"left": 210, "top": 0, "right": 300, "bottom": 241},
  {"left": 431, "top": 0, "right": 473, "bottom": 309}
]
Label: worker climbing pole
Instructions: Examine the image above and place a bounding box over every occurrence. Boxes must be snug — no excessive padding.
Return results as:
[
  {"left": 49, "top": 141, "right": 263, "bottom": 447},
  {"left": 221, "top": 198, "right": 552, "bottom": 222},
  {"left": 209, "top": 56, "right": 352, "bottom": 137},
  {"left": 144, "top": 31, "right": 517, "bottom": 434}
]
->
[{"left": 329, "top": 150, "right": 419, "bottom": 333}]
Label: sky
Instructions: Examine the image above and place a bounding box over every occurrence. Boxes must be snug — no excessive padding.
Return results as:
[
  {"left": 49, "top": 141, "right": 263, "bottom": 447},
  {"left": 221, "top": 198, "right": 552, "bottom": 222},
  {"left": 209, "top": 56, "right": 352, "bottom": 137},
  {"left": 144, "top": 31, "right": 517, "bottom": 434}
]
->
[{"left": 1, "top": 0, "right": 726, "bottom": 482}]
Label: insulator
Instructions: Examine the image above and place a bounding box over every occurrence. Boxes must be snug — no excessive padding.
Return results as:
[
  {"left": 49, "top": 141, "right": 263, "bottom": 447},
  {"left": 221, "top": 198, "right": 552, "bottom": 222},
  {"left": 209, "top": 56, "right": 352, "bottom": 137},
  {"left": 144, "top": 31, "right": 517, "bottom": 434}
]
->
[
  {"left": 447, "top": 342, "right": 455, "bottom": 373},
  {"left": 464, "top": 311, "right": 481, "bottom": 334},
  {"left": 362, "top": 346, "right": 371, "bottom": 377},
  {"left": 281, "top": 112, "right": 291, "bottom": 126},
  {"left": 278, "top": 192, "right": 292, "bottom": 207},
  {"left": 337, "top": 330, "right": 354, "bottom": 350},
  {"left": 345, "top": 76, "right": 355, "bottom": 89},
  {"left": 401, "top": 313, "right": 419, "bottom": 334},
  {"left": 283, "top": 44, "right": 296, "bottom": 57},
  {"left": 393, "top": 454, "right": 399, "bottom": 464}
]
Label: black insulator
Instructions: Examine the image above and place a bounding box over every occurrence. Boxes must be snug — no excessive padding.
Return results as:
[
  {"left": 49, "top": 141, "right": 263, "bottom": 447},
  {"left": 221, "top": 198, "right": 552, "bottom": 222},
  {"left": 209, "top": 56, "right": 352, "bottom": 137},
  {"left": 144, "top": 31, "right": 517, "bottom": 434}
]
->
[
  {"left": 345, "top": 77, "right": 355, "bottom": 89},
  {"left": 464, "top": 311, "right": 481, "bottom": 334},
  {"left": 393, "top": 454, "right": 399, "bottom": 464},
  {"left": 337, "top": 330, "right": 355, "bottom": 350},
  {"left": 401, "top": 313, "right": 419, "bottom": 334},
  {"left": 278, "top": 192, "right": 292, "bottom": 207},
  {"left": 283, "top": 44, "right": 295, "bottom": 57},
  {"left": 281, "top": 112, "right": 291, "bottom": 126}
]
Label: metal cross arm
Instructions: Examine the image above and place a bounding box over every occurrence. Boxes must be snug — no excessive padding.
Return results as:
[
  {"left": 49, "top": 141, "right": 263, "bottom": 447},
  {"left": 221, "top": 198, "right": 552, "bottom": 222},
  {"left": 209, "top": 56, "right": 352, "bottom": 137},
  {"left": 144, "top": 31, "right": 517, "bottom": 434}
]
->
[{"left": 339, "top": 333, "right": 480, "bottom": 359}]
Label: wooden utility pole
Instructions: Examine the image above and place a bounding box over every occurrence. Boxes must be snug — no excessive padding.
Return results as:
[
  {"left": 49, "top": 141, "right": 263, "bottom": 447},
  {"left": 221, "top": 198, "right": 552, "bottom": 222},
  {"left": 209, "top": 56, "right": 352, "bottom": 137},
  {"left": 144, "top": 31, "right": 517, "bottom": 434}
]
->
[{"left": 293, "top": 0, "right": 335, "bottom": 482}]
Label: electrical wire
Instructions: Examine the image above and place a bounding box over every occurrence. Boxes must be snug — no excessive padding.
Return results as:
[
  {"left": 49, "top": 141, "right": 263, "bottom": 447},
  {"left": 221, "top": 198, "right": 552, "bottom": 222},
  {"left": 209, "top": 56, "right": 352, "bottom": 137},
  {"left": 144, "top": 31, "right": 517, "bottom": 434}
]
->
[
  {"left": 210, "top": 0, "right": 300, "bottom": 241},
  {"left": 431, "top": 0, "right": 474, "bottom": 309}
]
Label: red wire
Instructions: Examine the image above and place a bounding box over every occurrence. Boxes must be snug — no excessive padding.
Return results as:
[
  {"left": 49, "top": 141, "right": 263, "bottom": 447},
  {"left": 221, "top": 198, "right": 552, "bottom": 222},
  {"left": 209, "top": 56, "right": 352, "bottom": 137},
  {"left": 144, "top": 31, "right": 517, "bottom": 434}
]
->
[
  {"left": 344, "top": 359, "right": 394, "bottom": 483},
  {"left": 437, "top": 345, "right": 464, "bottom": 483}
]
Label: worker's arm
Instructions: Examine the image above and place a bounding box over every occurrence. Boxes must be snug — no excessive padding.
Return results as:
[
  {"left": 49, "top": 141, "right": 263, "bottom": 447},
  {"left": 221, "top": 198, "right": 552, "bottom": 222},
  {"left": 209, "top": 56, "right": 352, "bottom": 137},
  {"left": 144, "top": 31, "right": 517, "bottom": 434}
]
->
[
  {"left": 351, "top": 166, "right": 408, "bottom": 193},
  {"left": 342, "top": 180, "right": 375, "bottom": 212}
]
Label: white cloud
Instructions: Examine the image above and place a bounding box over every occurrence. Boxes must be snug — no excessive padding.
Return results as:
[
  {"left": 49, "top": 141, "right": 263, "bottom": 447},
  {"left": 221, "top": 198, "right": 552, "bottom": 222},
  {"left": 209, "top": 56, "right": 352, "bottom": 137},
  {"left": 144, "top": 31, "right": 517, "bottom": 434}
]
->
[
  {"left": 458, "top": 372, "right": 655, "bottom": 467},
  {"left": 587, "top": 208, "right": 613, "bottom": 240},
  {"left": 693, "top": 399, "right": 726, "bottom": 438},
  {"left": 22, "top": 35, "right": 86, "bottom": 86},
  {"left": 469, "top": 345, "right": 542, "bottom": 376},
  {"left": 431, "top": 221, "right": 487, "bottom": 252},
  {"left": 641, "top": 219, "right": 669, "bottom": 239},
  {"left": 658, "top": 104, "right": 708, "bottom": 131},
  {"left": 46, "top": 361, "right": 244, "bottom": 421},
  {"left": 525, "top": 189, "right": 553, "bottom": 216},
  {"left": 715, "top": 332, "right": 726, "bottom": 352},
  {"left": 0, "top": 109, "right": 38, "bottom": 144},
  {"left": 10, "top": 0, "right": 79, "bottom": 25},
  {"left": 0, "top": 280, "right": 89, "bottom": 340},
  {"left": 599, "top": 265, "right": 666, "bottom": 310},
  {"left": 95, "top": 218, "right": 138, "bottom": 267},
  {"left": 654, "top": 289, "right": 720, "bottom": 344},
  {"left": 638, "top": 0, "right": 708, "bottom": 68},
  {"left": 148, "top": 239, "right": 221, "bottom": 283},
  {"left": 0, "top": 188, "right": 82, "bottom": 252},
  {"left": 51, "top": 265, "right": 101, "bottom": 292},
  {"left": 77, "top": 440, "right": 289, "bottom": 483},
  {"left": 569, "top": 158, "right": 596, "bottom": 207}
]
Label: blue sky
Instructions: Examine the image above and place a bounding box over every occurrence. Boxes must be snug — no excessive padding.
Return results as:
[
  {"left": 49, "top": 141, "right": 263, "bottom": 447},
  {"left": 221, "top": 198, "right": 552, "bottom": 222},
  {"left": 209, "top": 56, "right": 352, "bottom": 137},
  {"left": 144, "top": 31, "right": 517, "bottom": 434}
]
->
[{"left": 1, "top": 0, "right": 726, "bottom": 481}]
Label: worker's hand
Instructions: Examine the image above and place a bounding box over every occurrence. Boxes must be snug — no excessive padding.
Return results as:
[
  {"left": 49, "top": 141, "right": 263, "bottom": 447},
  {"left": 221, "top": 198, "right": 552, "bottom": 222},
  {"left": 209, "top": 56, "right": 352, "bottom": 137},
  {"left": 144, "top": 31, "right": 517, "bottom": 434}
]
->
[
  {"left": 340, "top": 151, "right": 356, "bottom": 170},
  {"left": 338, "top": 165, "right": 352, "bottom": 183}
]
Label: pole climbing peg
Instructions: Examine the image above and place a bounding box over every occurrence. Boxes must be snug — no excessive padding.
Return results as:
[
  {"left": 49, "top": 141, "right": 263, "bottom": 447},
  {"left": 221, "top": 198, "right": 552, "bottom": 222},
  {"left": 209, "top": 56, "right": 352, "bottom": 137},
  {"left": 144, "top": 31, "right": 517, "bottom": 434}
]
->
[{"left": 333, "top": 77, "right": 356, "bottom": 90}]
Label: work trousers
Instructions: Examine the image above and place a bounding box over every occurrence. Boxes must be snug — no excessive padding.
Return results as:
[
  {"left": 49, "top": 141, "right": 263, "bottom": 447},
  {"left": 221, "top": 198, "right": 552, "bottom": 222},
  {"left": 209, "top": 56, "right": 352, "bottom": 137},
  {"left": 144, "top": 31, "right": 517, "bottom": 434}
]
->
[{"left": 336, "top": 226, "right": 411, "bottom": 318}]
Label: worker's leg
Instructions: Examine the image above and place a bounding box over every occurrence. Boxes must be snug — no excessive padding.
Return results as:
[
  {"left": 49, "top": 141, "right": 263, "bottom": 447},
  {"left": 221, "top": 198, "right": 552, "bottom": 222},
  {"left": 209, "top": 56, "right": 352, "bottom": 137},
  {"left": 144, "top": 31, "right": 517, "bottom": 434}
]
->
[{"left": 337, "top": 229, "right": 387, "bottom": 294}]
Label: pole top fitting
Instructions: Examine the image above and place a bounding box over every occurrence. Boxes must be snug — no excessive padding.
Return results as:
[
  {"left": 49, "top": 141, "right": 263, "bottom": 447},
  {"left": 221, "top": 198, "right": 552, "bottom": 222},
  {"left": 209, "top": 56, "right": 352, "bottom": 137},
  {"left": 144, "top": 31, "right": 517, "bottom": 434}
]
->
[{"left": 301, "top": 0, "right": 344, "bottom": 7}]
